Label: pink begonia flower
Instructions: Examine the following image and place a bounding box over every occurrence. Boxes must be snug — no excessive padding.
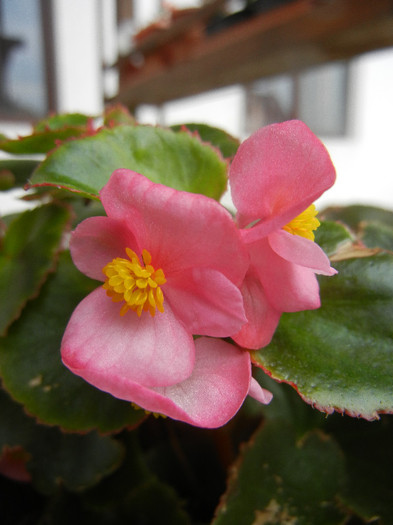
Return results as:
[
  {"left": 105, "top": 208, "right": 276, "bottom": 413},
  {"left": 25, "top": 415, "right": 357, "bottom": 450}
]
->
[
  {"left": 229, "top": 120, "right": 337, "bottom": 350},
  {"left": 61, "top": 169, "right": 272, "bottom": 428}
]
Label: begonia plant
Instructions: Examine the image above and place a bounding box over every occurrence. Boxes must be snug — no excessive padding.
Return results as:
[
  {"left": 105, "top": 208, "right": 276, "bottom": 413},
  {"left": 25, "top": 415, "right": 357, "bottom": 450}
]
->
[{"left": 0, "top": 106, "right": 392, "bottom": 524}]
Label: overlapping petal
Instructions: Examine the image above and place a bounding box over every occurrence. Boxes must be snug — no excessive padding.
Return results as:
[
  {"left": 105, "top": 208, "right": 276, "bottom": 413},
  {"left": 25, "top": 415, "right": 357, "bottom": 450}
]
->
[
  {"left": 83, "top": 337, "right": 253, "bottom": 428},
  {"left": 62, "top": 288, "right": 195, "bottom": 388},
  {"left": 232, "top": 270, "right": 281, "bottom": 349},
  {"left": 70, "top": 217, "right": 139, "bottom": 282},
  {"left": 100, "top": 169, "right": 248, "bottom": 285},
  {"left": 165, "top": 268, "right": 247, "bottom": 337},
  {"left": 230, "top": 120, "right": 336, "bottom": 231}
]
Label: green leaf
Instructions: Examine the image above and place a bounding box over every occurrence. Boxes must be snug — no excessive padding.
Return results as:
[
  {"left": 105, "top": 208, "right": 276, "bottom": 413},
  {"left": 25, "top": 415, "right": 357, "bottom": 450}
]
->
[
  {"left": 0, "top": 388, "right": 124, "bottom": 495},
  {"left": 0, "top": 251, "right": 145, "bottom": 433},
  {"left": 84, "top": 432, "right": 191, "bottom": 525},
  {"left": 0, "top": 203, "right": 70, "bottom": 335},
  {"left": 33, "top": 112, "right": 91, "bottom": 132},
  {"left": 327, "top": 415, "right": 393, "bottom": 523},
  {"left": 359, "top": 221, "right": 393, "bottom": 251},
  {"left": 103, "top": 104, "right": 135, "bottom": 127},
  {"left": 30, "top": 124, "right": 228, "bottom": 200},
  {"left": 252, "top": 252, "right": 393, "bottom": 420},
  {"left": 322, "top": 204, "right": 393, "bottom": 231},
  {"left": 171, "top": 123, "right": 240, "bottom": 159},
  {"left": 0, "top": 113, "right": 94, "bottom": 155},
  {"left": 314, "top": 220, "right": 354, "bottom": 257},
  {"left": 213, "top": 420, "right": 347, "bottom": 525}
]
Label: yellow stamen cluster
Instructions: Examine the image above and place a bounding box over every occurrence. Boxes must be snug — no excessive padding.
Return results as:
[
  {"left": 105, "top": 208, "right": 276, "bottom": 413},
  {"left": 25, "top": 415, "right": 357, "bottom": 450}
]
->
[
  {"left": 102, "top": 248, "right": 166, "bottom": 317},
  {"left": 282, "top": 204, "right": 320, "bottom": 241}
]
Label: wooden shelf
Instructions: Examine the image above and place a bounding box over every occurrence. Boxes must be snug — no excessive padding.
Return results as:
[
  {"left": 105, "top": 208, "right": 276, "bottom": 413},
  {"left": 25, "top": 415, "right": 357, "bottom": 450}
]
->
[{"left": 115, "top": 0, "right": 393, "bottom": 107}]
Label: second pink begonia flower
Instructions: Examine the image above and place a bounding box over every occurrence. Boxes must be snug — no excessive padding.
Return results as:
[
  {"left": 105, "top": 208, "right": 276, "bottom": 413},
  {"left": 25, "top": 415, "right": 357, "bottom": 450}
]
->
[
  {"left": 61, "top": 169, "right": 272, "bottom": 428},
  {"left": 229, "top": 120, "right": 337, "bottom": 350}
]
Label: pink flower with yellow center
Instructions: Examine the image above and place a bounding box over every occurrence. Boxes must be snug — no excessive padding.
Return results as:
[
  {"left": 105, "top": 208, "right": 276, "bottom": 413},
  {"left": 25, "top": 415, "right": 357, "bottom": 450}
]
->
[
  {"left": 229, "top": 120, "right": 337, "bottom": 349},
  {"left": 61, "top": 169, "right": 272, "bottom": 427}
]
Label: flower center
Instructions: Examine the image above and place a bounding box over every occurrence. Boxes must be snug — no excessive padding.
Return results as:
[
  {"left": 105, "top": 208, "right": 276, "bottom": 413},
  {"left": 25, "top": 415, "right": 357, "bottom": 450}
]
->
[
  {"left": 102, "top": 248, "right": 166, "bottom": 317},
  {"left": 282, "top": 204, "right": 320, "bottom": 241}
]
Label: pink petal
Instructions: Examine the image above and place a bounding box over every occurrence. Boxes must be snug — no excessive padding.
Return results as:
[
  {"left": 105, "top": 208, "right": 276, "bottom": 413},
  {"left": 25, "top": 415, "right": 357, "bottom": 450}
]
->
[
  {"left": 70, "top": 216, "right": 139, "bottom": 281},
  {"left": 100, "top": 169, "right": 248, "bottom": 285},
  {"left": 61, "top": 287, "right": 195, "bottom": 388},
  {"left": 249, "top": 238, "right": 321, "bottom": 312},
  {"left": 91, "top": 337, "right": 251, "bottom": 428},
  {"left": 165, "top": 268, "right": 247, "bottom": 337},
  {"left": 232, "top": 271, "right": 281, "bottom": 349},
  {"left": 230, "top": 120, "right": 336, "bottom": 231},
  {"left": 268, "top": 230, "right": 337, "bottom": 276},
  {"left": 248, "top": 377, "right": 273, "bottom": 405}
]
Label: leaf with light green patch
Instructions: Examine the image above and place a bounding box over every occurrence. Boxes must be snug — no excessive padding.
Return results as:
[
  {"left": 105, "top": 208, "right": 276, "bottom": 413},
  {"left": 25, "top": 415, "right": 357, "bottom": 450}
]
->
[
  {"left": 0, "top": 203, "right": 70, "bottom": 335},
  {"left": 252, "top": 252, "right": 393, "bottom": 420},
  {"left": 0, "top": 251, "right": 146, "bottom": 433},
  {"left": 29, "top": 124, "right": 228, "bottom": 200},
  {"left": 213, "top": 420, "right": 347, "bottom": 525}
]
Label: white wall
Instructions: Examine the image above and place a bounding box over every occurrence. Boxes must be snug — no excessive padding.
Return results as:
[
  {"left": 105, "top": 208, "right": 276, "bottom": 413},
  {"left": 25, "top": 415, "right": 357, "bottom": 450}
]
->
[{"left": 318, "top": 48, "right": 393, "bottom": 210}]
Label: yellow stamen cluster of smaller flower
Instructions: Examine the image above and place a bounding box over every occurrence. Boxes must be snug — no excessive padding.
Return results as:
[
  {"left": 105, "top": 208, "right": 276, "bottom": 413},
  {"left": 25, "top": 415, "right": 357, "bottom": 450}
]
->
[{"left": 283, "top": 204, "right": 320, "bottom": 241}]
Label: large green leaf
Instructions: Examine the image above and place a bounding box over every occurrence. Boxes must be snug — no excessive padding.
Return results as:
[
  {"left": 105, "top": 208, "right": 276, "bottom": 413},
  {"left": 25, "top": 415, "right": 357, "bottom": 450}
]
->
[
  {"left": 0, "top": 251, "right": 145, "bottom": 433},
  {"left": 252, "top": 252, "right": 393, "bottom": 420},
  {"left": 0, "top": 388, "right": 124, "bottom": 495},
  {"left": 0, "top": 203, "right": 70, "bottom": 336},
  {"left": 213, "top": 420, "right": 347, "bottom": 525},
  {"left": 30, "top": 125, "right": 228, "bottom": 200}
]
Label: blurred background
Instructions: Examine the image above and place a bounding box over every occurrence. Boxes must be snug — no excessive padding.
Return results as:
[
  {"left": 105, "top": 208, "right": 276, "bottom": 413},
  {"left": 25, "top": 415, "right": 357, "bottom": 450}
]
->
[{"left": 1, "top": 0, "right": 392, "bottom": 213}]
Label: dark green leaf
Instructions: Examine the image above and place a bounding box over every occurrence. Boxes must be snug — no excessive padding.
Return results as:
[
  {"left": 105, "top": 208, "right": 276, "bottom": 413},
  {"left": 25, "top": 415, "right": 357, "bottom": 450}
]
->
[
  {"left": 359, "top": 221, "right": 393, "bottom": 251},
  {"left": 322, "top": 204, "right": 393, "bottom": 231},
  {"left": 0, "top": 388, "right": 124, "bottom": 495},
  {"left": 30, "top": 124, "right": 228, "bottom": 200},
  {"left": 0, "top": 251, "right": 145, "bottom": 433},
  {"left": 314, "top": 220, "right": 354, "bottom": 257},
  {"left": 252, "top": 252, "right": 393, "bottom": 420},
  {"left": 327, "top": 415, "right": 393, "bottom": 524},
  {"left": 171, "top": 123, "right": 240, "bottom": 159},
  {"left": 213, "top": 420, "right": 347, "bottom": 525},
  {"left": 0, "top": 203, "right": 70, "bottom": 335}
]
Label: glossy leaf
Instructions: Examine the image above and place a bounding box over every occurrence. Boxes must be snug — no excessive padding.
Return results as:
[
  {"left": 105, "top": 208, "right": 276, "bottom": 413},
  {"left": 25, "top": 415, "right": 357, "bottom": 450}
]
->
[
  {"left": 0, "top": 251, "right": 145, "bottom": 433},
  {"left": 30, "top": 124, "right": 228, "bottom": 200},
  {"left": 0, "top": 388, "right": 124, "bottom": 495},
  {"left": 0, "top": 203, "right": 70, "bottom": 336},
  {"left": 314, "top": 220, "right": 354, "bottom": 257},
  {"left": 171, "top": 122, "right": 240, "bottom": 158},
  {"left": 359, "top": 221, "right": 393, "bottom": 251},
  {"left": 213, "top": 420, "right": 347, "bottom": 525},
  {"left": 322, "top": 204, "right": 393, "bottom": 230},
  {"left": 252, "top": 252, "right": 393, "bottom": 420}
]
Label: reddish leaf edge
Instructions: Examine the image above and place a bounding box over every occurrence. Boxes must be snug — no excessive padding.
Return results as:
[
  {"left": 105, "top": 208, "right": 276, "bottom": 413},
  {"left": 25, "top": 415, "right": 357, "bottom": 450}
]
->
[{"left": 250, "top": 360, "right": 391, "bottom": 422}]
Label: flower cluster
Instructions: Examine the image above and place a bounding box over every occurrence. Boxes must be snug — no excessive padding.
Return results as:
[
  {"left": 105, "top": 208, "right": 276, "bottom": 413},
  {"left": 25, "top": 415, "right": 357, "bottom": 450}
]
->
[{"left": 61, "top": 120, "right": 336, "bottom": 428}]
